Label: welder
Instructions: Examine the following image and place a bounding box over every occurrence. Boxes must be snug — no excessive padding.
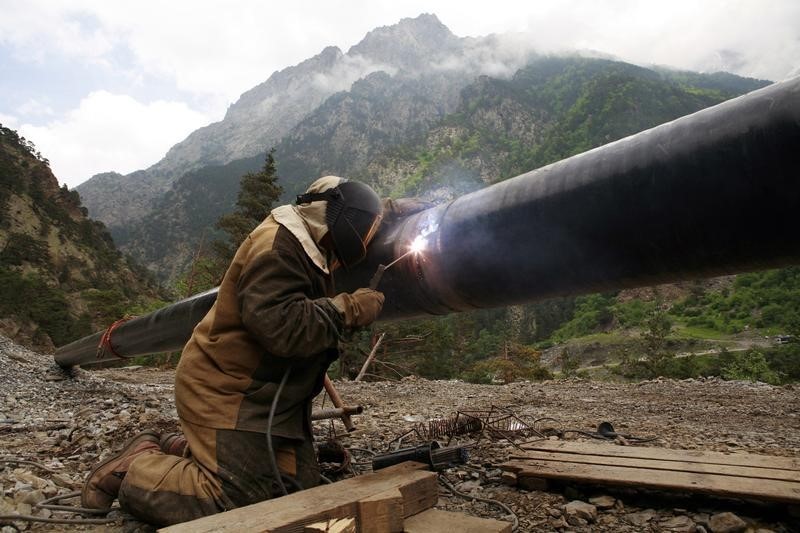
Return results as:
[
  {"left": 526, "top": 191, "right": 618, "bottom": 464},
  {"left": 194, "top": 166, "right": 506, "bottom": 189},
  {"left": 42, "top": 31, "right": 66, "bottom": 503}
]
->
[{"left": 80, "top": 176, "right": 426, "bottom": 526}]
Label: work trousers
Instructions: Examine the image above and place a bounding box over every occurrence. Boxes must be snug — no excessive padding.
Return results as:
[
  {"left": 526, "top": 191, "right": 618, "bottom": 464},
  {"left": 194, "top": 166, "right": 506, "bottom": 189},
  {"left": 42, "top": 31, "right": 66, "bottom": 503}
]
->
[{"left": 118, "top": 420, "right": 320, "bottom": 527}]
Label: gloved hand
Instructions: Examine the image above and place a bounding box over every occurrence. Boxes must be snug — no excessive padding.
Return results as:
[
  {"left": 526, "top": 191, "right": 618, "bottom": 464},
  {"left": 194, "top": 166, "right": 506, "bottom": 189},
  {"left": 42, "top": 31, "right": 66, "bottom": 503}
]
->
[
  {"left": 382, "top": 197, "right": 435, "bottom": 221},
  {"left": 332, "top": 288, "right": 385, "bottom": 328}
]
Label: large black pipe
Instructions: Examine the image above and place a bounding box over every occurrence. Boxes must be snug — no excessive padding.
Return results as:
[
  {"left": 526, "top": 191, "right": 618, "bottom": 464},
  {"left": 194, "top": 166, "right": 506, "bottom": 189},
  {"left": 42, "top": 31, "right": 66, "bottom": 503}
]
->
[{"left": 56, "top": 77, "right": 800, "bottom": 368}]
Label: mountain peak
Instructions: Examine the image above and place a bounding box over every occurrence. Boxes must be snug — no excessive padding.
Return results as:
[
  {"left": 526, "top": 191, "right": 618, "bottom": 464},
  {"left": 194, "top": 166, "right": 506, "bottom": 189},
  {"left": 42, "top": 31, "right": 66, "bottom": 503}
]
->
[{"left": 348, "top": 13, "right": 459, "bottom": 70}]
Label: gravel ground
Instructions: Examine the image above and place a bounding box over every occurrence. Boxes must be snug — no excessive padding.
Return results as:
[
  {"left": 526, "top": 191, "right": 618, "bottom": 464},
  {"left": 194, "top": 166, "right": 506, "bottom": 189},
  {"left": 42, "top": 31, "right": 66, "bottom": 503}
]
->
[{"left": 1, "top": 334, "right": 798, "bottom": 532}]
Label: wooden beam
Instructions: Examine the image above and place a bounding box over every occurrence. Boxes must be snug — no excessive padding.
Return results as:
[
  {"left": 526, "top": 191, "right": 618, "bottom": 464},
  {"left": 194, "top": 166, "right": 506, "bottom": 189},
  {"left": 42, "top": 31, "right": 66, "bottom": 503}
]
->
[
  {"left": 404, "top": 509, "right": 512, "bottom": 533},
  {"left": 507, "top": 441, "right": 800, "bottom": 505},
  {"left": 357, "top": 489, "right": 404, "bottom": 533},
  {"left": 160, "top": 462, "right": 436, "bottom": 533},
  {"left": 521, "top": 440, "right": 800, "bottom": 470},
  {"left": 503, "top": 459, "right": 800, "bottom": 504},
  {"left": 508, "top": 450, "right": 800, "bottom": 483},
  {"left": 304, "top": 518, "right": 356, "bottom": 532}
]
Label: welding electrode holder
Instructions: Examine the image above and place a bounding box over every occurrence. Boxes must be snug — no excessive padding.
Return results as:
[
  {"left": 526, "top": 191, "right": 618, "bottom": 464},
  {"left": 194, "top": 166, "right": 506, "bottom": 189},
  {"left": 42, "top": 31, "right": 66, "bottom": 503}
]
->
[{"left": 369, "top": 264, "right": 387, "bottom": 290}]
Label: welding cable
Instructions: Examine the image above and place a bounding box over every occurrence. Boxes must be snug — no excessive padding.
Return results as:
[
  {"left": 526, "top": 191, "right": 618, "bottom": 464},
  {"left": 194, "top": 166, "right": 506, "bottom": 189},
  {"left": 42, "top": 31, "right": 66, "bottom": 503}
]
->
[
  {"left": 438, "top": 474, "right": 519, "bottom": 532},
  {"left": 560, "top": 429, "right": 658, "bottom": 443},
  {"left": 267, "top": 366, "right": 292, "bottom": 497},
  {"left": 0, "top": 457, "right": 59, "bottom": 474},
  {"left": 35, "top": 490, "right": 114, "bottom": 515},
  {"left": 0, "top": 514, "right": 117, "bottom": 525},
  {"left": 281, "top": 473, "right": 304, "bottom": 492}
]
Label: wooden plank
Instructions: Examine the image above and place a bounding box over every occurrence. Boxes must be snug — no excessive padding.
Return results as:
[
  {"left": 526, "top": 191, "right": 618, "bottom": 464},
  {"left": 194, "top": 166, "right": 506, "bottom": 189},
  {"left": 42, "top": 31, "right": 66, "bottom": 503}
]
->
[
  {"left": 503, "top": 459, "right": 800, "bottom": 504},
  {"left": 404, "top": 509, "right": 512, "bottom": 533},
  {"left": 304, "top": 518, "right": 356, "bottom": 532},
  {"left": 522, "top": 440, "right": 800, "bottom": 471},
  {"left": 357, "top": 489, "right": 404, "bottom": 533},
  {"left": 160, "top": 462, "right": 437, "bottom": 533},
  {"left": 508, "top": 450, "right": 800, "bottom": 483}
]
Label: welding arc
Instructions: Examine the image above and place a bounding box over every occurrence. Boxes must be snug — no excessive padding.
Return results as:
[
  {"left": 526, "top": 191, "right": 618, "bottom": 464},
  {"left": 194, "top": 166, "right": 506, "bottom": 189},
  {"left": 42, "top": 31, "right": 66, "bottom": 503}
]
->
[
  {"left": 369, "top": 249, "right": 416, "bottom": 290},
  {"left": 383, "top": 248, "right": 415, "bottom": 270}
]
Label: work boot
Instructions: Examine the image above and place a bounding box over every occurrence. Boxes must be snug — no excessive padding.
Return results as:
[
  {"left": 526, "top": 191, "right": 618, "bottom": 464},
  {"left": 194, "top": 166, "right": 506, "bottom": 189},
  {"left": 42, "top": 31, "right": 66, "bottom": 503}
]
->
[
  {"left": 81, "top": 430, "right": 160, "bottom": 509},
  {"left": 159, "top": 432, "right": 188, "bottom": 457}
]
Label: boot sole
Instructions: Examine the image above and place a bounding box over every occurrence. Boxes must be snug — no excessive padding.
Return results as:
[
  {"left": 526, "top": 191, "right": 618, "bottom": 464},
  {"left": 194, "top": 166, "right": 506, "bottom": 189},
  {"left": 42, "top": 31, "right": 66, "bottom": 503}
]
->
[{"left": 81, "top": 430, "right": 160, "bottom": 509}]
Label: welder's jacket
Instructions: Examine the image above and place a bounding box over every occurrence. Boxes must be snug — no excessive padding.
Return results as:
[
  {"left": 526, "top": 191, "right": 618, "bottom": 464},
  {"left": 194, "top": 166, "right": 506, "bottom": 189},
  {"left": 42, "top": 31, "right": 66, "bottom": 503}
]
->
[{"left": 174, "top": 213, "right": 344, "bottom": 440}]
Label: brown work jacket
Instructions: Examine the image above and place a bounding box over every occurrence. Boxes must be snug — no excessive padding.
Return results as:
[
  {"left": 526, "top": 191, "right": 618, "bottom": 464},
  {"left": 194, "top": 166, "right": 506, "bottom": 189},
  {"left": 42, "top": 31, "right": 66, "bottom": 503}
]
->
[{"left": 174, "top": 214, "right": 343, "bottom": 440}]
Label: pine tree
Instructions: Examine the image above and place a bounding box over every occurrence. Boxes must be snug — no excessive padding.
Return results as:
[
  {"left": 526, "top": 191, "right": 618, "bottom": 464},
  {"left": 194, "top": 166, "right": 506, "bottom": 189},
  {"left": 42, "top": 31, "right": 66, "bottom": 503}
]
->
[{"left": 212, "top": 149, "right": 283, "bottom": 266}]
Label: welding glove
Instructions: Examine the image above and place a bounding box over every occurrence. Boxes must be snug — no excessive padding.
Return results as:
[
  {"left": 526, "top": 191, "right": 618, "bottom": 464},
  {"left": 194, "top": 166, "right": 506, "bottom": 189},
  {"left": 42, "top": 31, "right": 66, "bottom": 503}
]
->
[
  {"left": 332, "top": 288, "right": 385, "bottom": 328},
  {"left": 382, "top": 198, "right": 435, "bottom": 222}
]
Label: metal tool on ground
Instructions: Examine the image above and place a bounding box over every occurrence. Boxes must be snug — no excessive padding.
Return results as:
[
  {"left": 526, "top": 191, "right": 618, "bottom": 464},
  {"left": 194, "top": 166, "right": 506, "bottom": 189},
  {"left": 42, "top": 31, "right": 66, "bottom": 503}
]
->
[
  {"left": 323, "top": 375, "right": 356, "bottom": 432},
  {"left": 310, "top": 406, "right": 364, "bottom": 422},
  {"left": 372, "top": 442, "right": 469, "bottom": 471},
  {"left": 562, "top": 421, "right": 657, "bottom": 443}
]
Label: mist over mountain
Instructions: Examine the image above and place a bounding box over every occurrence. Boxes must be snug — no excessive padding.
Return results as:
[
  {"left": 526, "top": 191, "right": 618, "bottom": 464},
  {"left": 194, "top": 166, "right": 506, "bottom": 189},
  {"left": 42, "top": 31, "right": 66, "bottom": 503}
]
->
[
  {"left": 77, "top": 14, "right": 508, "bottom": 228},
  {"left": 74, "top": 14, "right": 769, "bottom": 281}
]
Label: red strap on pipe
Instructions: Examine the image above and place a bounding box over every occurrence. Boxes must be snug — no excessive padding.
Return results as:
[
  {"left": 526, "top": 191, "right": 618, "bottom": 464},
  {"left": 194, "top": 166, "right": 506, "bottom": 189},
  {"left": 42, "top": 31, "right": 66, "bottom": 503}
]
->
[{"left": 96, "top": 316, "right": 134, "bottom": 360}]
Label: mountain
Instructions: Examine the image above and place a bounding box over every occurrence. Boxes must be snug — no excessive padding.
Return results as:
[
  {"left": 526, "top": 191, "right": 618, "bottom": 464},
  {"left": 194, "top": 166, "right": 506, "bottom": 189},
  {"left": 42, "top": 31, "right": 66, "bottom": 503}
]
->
[
  {"left": 73, "top": 14, "right": 770, "bottom": 281},
  {"left": 362, "top": 58, "right": 771, "bottom": 197},
  {"left": 0, "top": 125, "right": 162, "bottom": 351},
  {"left": 76, "top": 14, "right": 476, "bottom": 229}
]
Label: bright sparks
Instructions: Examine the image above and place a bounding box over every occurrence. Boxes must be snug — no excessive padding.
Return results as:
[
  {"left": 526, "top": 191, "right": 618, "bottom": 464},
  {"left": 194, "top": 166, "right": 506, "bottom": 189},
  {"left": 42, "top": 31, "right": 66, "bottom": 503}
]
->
[{"left": 410, "top": 234, "right": 427, "bottom": 254}]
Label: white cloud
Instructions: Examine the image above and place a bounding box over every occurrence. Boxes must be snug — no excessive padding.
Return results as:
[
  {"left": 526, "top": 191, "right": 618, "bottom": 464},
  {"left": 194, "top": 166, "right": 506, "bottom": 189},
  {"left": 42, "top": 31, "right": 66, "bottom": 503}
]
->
[
  {"left": 2, "top": 0, "right": 798, "bottom": 189},
  {"left": 513, "top": 0, "right": 800, "bottom": 81},
  {"left": 312, "top": 55, "right": 398, "bottom": 93},
  {"left": 16, "top": 92, "right": 208, "bottom": 187},
  {"left": 17, "top": 98, "right": 55, "bottom": 118},
  {"left": 0, "top": 3, "right": 114, "bottom": 65},
  {"left": 0, "top": 113, "right": 19, "bottom": 128},
  {"left": 2, "top": 0, "right": 797, "bottom": 112}
]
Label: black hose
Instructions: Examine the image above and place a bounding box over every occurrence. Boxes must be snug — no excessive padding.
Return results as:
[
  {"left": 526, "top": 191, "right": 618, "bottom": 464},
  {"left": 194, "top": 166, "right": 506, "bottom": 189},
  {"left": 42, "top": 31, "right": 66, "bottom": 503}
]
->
[{"left": 281, "top": 474, "right": 304, "bottom": 492}]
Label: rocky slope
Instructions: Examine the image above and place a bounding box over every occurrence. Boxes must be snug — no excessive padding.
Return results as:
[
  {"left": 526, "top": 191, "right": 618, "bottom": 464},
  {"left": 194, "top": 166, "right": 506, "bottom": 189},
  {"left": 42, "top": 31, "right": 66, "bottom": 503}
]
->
[
  {"left": 102, "top": 54, "right": 770, "bottom": 281},
  {"left": 0, "top": 126, "right": 161, "bottom": 351},
  {"left": 1, "top": 334, "right": 797, "bottom": 531},
  {"left": 76, "top": 14, "right": 491, "bottom": 229}
]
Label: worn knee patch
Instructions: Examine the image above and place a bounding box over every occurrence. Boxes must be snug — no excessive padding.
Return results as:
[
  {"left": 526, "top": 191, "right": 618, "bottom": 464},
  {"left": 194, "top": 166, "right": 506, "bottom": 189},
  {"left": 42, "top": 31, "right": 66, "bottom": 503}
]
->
[{"left": 119, "top": 452, "right": 225, "bottom": 527}]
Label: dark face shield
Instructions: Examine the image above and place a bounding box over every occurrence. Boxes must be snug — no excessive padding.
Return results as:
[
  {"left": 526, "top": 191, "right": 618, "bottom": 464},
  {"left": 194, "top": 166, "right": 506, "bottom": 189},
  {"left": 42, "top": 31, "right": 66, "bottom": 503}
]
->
[
  {"left": 333, "top": 207, "right": 381, "bottom": 268},
  {"left": 296, "top": 180, "right": 383, "bottom": 270},
  {"left": 328, "top": 182, "right": 383, "bottom": 269}
]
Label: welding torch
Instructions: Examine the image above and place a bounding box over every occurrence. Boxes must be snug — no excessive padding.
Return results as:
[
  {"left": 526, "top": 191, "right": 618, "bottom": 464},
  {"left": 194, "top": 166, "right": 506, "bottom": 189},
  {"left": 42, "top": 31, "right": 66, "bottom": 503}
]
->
[{"left": 368, "top": 248, "right": 416, "bottom": 290}]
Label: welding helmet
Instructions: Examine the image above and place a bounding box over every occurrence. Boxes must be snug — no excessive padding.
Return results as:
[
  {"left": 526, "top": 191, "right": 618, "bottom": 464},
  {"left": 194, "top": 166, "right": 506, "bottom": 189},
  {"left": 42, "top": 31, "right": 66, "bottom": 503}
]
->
[{"left": 296, "top": 180, "right": 382, "bottom": 269}]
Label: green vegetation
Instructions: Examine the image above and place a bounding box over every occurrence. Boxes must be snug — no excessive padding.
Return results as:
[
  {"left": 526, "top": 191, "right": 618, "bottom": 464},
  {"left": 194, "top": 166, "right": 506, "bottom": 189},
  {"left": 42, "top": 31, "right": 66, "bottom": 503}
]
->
[
  {"left": 387, "top": 57, "right": 761, "bottom": 197},
  {"left": 616, "top": 346, "right": 796, "bottom": 385},
  {"left": 551, "top": 294, "right": 615, "bottom": 342},
  {"left": 0, "top": 124, "right": 162, "bottom": 349},
  {"left": 670, "top": 268, "right": 800, "bottom": 333},
  {"left": 213, "top": 149, "right": 283, "bottom": 266},
  {"left": 172, "top": 149, "right": 284, "bottom": 297},
  {"left": 0, "top": 266, "right": 91, "bottom": 346},
  {"left": 463, "top": 343, "right": 552, "bottom": 384}
]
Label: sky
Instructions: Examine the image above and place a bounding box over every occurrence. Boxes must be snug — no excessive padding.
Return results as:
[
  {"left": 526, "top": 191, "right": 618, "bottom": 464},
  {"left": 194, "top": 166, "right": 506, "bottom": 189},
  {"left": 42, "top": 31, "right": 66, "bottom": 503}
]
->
[{"left": 1, "top": 0, "right": 798, "bottom": 188}]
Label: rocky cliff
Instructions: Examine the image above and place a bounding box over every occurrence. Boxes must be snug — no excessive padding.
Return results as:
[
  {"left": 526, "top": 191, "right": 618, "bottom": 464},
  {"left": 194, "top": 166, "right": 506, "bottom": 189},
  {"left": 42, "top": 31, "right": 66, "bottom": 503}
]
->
[{"left": 0, "top": 125, "right": 161, "bottom": 350}]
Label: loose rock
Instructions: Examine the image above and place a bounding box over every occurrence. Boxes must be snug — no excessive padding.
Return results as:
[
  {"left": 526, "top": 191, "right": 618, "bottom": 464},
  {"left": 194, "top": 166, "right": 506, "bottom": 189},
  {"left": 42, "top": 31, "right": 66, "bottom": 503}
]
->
[
  {"left": 564, "top": 500, "right": 597, "bottom": 523},
  {"left": 709, "top": 512, "right": 747, "bottom": 533},
  {"left": 589, "top": 495, "right": 616, "bottom": 510},
  {"left": 2, "top": 333, "right": 800, "bottom": 532},
  {"left": 660, "top": 515, "right": 697, "bottom": 532},
  {"left": 627, "top": 509, "right": 658, "bottom": 526}
]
